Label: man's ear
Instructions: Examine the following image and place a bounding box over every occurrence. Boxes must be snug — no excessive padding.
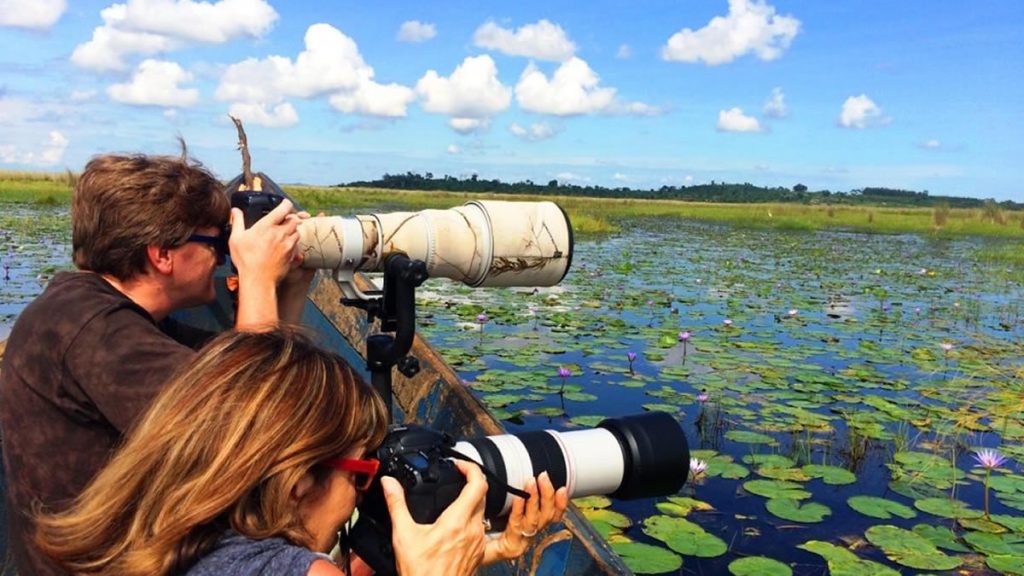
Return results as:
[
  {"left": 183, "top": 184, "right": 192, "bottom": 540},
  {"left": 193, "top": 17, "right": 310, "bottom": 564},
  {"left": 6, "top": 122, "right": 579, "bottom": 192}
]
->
[{"left": 146, "top": 245, "right": 174, "bottom": 275}]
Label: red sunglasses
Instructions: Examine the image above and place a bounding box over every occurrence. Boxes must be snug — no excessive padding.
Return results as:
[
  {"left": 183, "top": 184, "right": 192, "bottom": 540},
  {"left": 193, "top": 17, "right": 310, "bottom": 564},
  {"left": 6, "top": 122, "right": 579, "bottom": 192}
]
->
[{"left": 326, "top": 457, "right": 380, "bottom": 491}]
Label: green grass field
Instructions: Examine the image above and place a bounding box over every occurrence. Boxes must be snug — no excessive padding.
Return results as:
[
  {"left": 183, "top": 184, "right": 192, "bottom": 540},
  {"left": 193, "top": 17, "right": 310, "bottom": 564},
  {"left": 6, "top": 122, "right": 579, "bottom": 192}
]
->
[{"left": 3, "top": 170, "right": 1022, "bottom": 238}]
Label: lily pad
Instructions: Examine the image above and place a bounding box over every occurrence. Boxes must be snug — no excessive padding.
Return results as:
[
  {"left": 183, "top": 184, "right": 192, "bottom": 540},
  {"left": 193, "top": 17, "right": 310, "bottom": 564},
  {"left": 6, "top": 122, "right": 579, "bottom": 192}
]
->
[
  {"left": 656, "top": 496, "right": 714, "bottom": 517},
  {"left": 987, "top": 555, "right": 1024, "bottom": 575},
  {"left": 991, "top": 514, "right": 1024, "bottom": 533},
  {"left": 990, "top": 475, "right": 1024, "bottom": 494},
  {"left": 757, "top": 467, "right": 812, "bottom": 481},
  {"left": 797, "top": 540, "right": 900, "bottom": 576},
  {"left": 610, "top": 541, "right": 683, "bottom": 574},
  {"left": 847, "top": 496, "right": 917, "bottom": 520},
  {"left": 963, "top": 531, "right": 1024, "bottom": 556},
  {"left": 743, "top": 479, "right": 812, "bottom": 500},
  {"left": 742, "top": 454, "right": 795, "bottom": 468},
  {"left": 727, "top": 556, "right": 792, "bottom": 576},
  {"left": 912, "top": 524, "right": 971, "bottom": 553},
  {"left": 959, "top": 516, "right": 1009, "bottom": 533},
  {"left": 641, "top": 515, "right": 728, "bottom": 558},
  {"left": 913, "top": 497, "right": 983, "bottom": 519},
  {"left": 581, "top": 507, "right": 632, "bottom": 528},
  {"left": 707, "top": 458, "right": 751, "bottom": 479},
  {"left": 725, "top": 430, "right": 778, "bottom": 445},
  {"left": 802, "top": 464, "right": 857, "bottom": 485},
  {"left": 864, "top": 524, "right": 962, "bottom": 570},
  {"left": 765, "top": 498, "right": 831, "bottom": 523},
  {"left": 573, "top": 495, "right": 612, "bottom": 509}
]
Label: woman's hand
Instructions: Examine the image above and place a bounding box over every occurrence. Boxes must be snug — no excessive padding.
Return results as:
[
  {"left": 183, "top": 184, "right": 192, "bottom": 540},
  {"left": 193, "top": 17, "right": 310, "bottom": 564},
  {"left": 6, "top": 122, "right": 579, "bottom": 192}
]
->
[
  {"left": 483, "top": 471, "right": 569, "bottom": 565},
  {"left": 382, "top": 459, "right": 488, "bottom": 576}
]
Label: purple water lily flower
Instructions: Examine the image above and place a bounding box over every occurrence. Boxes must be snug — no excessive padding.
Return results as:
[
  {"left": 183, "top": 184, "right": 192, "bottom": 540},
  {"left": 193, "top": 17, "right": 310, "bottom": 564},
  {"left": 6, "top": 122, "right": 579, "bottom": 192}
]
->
[
  {"left": 973, "top": 448, "right": 1010, "bottom": 518},
  {"left": 697, "top": 392, "right": 709, "bottom": 404},
  {"left": 557, "top": 366, "right": 572, "bottom": 394},
  {"left": 677, "top": 331, "right": 691, "bottom": 363},
  {"left": 477, "top": 313, "right": 488, "bottom": 324},
  {"left": 973, "top": 448, "right": 1009, "bottom": 470},
  {"left": 627, "top": 351, "right": 637, "bottom": 362}
]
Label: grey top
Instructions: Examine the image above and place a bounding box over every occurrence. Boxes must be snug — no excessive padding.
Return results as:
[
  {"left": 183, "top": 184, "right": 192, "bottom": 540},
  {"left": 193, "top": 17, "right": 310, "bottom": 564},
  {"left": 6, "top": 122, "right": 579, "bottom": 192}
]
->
[{"left": 185, "top": 531, "right": 332, "bottom": 576}]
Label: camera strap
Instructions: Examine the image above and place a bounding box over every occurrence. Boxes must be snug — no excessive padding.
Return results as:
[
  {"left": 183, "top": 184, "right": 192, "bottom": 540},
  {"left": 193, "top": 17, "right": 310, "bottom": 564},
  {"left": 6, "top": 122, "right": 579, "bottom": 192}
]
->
[{"left": 442, "top": 448, "right": 531, "bottom": 500}]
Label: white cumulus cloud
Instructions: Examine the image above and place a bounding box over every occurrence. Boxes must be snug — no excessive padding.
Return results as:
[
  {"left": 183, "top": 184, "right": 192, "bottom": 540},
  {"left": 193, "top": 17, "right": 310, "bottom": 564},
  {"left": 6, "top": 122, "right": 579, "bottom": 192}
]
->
[
  {"left": 397, "top": 20, "right": 436, "bottom": 42},
  {"left": 717, "top": 107, "right": 761, "bottom": 132},
  {"left": 516, "top": 57, "right": 659, "bottom": 117},
  {"left": 446, "top": 144, "right": 461, "bottom": 155},
  {"left": 329, "top": 82, "right": 416, "bottom": 118},
  {"left": 763, "top": 87, "right": 787, "bottom": 118},
  {"left": 0, "top": 0, "right": 66, "bottom": 30},
  {"left": 227, "top": 101, "right": 298, "bottom": 128},
  {"left": 838, "top": 94, "right": 889, "bottom": 129},
  {"left": 217, "top": 23, "right": 415, "bottom": 124},
  {"left": 416, "top": 55, "right": 511, "bottom": 133},
  {"left": 473, "top": 19, "right": 575, "bottom": 61},
  {"left": 508, "top": 121, "right": 560, "bottom": 141},
  {"left": 449, "top": 118, "right": 489, "bottom": 134},
  {"left": 662, "top": 0, "right": 800, "bottom": 65},
  {"left": 71, "top": 0, "right": 277, "bottom": 71},
  {"left": 0, "top": 130, "right": 68, "bottom": 166},
  {"left": 107, "top": 59, "right": 199, "bottom": 107}
]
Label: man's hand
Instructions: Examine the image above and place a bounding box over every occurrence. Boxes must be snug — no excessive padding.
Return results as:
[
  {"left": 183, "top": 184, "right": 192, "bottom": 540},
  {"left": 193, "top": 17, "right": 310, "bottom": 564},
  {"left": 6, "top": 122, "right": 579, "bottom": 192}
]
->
[
  {"left": 382, "top": 459, "right": 488, "bottom": 576},
  {"left": 229, "top": 199, "right": 301, "bottom": 329},
  {"left": 277, "top": 210, "right": 316, "bottom": 323}
]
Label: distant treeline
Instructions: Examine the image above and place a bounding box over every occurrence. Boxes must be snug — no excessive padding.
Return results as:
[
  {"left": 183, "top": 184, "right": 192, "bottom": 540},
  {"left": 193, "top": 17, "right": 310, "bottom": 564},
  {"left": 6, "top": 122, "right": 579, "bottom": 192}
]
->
[{"left": 340, "top": 173, "right": 1022, "bottom": 210}]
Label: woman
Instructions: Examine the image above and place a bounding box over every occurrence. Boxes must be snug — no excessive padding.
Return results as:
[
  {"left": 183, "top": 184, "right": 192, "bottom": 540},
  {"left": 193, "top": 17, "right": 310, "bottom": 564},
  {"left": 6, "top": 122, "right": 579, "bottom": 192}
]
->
[{"left": 35, "top": 328, "right": 567, "bottom": 575}]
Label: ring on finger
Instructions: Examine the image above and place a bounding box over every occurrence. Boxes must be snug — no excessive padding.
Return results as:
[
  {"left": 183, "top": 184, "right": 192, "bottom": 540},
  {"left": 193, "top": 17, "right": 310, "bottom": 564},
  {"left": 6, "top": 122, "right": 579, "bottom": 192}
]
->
[{"left": 520, "top": 529, "right": 538, "bottom": 537}]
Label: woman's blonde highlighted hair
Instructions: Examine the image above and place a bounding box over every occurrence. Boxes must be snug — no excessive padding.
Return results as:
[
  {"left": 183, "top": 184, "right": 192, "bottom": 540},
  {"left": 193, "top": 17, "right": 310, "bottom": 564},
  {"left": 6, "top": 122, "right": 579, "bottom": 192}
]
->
[{"left": 34, "top": 327, "right": 389, "bottom": 575}]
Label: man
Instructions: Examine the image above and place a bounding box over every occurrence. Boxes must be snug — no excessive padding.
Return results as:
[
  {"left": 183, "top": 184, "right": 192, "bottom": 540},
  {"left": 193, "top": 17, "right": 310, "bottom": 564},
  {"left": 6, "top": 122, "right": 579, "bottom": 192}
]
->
[{"left": 0, "top": 151, "right": 313, "bottom": 575}]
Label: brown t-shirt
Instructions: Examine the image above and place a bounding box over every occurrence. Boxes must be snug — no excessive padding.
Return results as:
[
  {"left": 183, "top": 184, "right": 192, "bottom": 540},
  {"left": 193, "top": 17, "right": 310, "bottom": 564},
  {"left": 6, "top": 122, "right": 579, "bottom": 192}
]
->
[{"left": 0, "top": 272, "right": 214, "bottom": 575}]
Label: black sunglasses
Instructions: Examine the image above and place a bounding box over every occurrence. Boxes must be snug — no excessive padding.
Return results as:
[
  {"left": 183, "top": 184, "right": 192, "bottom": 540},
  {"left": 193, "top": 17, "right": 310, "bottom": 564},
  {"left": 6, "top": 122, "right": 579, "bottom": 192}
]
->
[{"left": 186, "top": 233, "right": 228, "bottom": 264}]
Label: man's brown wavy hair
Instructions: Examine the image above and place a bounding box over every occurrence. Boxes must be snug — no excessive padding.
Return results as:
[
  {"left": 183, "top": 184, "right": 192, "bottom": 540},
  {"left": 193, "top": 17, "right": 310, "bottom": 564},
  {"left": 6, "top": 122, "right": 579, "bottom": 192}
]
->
[{"left": 72, "top": 144, "right": 230, "bottom": 280}]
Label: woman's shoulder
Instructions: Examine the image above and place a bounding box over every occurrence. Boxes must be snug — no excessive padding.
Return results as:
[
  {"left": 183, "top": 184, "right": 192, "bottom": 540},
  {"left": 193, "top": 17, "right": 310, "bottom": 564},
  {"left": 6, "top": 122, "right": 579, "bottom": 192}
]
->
[{"left": 184, "top": 531, "right": 334, "bottom": 576}]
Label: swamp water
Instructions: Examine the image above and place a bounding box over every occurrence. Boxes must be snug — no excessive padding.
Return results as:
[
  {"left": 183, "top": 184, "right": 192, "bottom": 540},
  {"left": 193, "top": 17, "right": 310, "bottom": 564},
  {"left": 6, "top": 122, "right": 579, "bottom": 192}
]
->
[{"left": 2, "top": 204, "right": 1023, "bottom": 575}]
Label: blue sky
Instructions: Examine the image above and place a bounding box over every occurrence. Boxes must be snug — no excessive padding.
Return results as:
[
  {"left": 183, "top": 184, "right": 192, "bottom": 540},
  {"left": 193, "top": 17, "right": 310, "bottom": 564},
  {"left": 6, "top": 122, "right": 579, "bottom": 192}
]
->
[{"left": 1, "top": 1, "right": 1021, "bottom": 200}]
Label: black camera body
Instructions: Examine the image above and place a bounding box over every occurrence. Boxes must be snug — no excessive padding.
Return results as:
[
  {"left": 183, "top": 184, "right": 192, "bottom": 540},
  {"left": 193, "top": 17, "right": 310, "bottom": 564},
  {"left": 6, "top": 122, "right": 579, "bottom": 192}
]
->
[
  {"left": 348, "top": 424, "right": 469, "bottom": 576},
  {"left": 230, "top": 191, "right": 284, "bottom": 229},
  {"left": 377, "top": 424, "right": 468, "bottom": 523}
]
